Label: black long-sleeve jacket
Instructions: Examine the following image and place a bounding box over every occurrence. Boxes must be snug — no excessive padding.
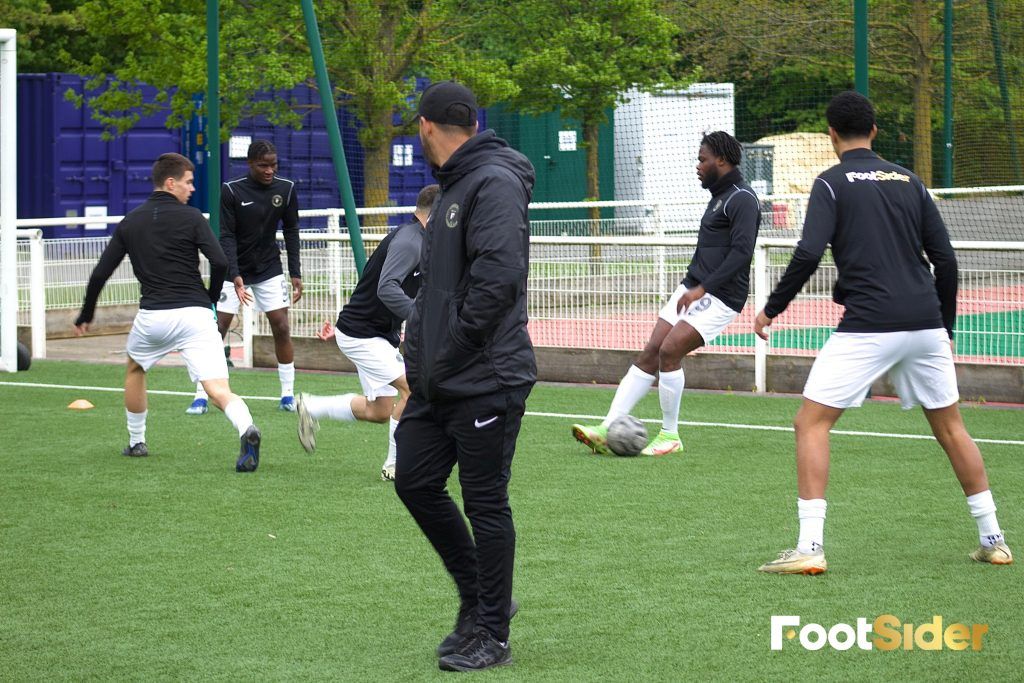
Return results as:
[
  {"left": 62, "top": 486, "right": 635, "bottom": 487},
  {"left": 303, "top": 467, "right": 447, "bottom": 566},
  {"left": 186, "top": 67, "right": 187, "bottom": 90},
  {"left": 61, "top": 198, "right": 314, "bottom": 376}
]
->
[
  {"left": 337, "top": 219, "right": 423, "bottom": 347},
  {"left": 404, "top": 130, "right": 536, "bottom": 401},
  {"left": 765, "top": 148, "right": 958, "bottom": 338},
  {"left": 219, "top": 174, "right": 300, "bottom": 283},
  {"left": 682, "top": 168, "right": 761, "bottom": 312},
  {"left": 76, "top": 191, "right": 227, "bottom": 325}
]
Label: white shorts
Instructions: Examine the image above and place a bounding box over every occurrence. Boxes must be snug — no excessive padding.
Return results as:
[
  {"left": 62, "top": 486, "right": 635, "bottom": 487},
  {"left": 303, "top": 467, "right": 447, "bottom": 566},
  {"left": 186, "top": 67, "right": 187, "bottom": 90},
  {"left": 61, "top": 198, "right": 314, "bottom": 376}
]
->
[
  {"left": 217, "top": 274, "right": 291, "bottom": 314},
  {"left": 804, "top": 328, "right": 959, "bottom": 410},
  {"left": 126, "top": 307, "right": 229, "bottom": 382},
  {"left": 334, "top": 328, "right": 403, "bottom": 401},
  {"left": 658, "top": 284, "right": 739, "bottom": 344}
]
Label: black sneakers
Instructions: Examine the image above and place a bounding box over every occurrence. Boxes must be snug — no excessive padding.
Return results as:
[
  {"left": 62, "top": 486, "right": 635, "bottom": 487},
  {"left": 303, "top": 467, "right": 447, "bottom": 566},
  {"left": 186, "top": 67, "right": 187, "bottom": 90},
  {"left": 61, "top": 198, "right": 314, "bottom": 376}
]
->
[
  {"left": 236, "top": 425, "right": 261, "bottom": 472},
  {"left": 122, "top": 442, "right": 149, "bottom": 457},
  {"left": 437, "top": 598, "right": 518, "bottom": 658},
  {"left": 438, "top": 629, "right": 511, "bottom": 672}
]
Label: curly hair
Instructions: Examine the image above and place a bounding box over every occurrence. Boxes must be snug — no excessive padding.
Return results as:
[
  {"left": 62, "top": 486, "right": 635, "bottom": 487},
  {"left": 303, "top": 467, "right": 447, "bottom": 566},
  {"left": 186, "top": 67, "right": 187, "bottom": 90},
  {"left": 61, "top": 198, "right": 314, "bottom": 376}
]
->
[
  {"left": 826, "top": 91, "right": 876, "bottom": 139},
  {"left": 700, "top": 131, "right": 742, "bottom": 166}
]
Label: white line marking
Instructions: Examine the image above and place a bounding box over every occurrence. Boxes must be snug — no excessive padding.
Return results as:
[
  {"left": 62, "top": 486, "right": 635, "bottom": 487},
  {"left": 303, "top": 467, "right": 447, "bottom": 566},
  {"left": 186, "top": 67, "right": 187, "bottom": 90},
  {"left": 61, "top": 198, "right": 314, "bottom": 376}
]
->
[
  {"left": 2, "top": 382, "right": 1022, "bottom": 446},
  {"left": 527, "top": 411, "right": 1024, "bottom": 447},
  {"left": 0, "top": 381, "right": 278, "bottom": 402}
]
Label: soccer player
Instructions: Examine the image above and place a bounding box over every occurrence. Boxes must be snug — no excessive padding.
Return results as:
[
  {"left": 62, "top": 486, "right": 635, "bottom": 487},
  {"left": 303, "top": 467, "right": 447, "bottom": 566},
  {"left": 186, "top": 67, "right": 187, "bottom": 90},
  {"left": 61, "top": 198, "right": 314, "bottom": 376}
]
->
[
  {"left": 572, "top": 131, "right": 760, "bottom": 456},
  {"left": 186, "top": 139, "right": 302, "bottom": 414},
  {"left": 395, "top": 81, "right": 535, "bottom": 672},
  {"left": 755, "top": 91, "right": 1012, "bottom": 574},
  {"left": 295, "top": 183, "right": 439, "bottom": 482},
  {"left": 74, "top": 153, "right": 262, "bottom": 473}
]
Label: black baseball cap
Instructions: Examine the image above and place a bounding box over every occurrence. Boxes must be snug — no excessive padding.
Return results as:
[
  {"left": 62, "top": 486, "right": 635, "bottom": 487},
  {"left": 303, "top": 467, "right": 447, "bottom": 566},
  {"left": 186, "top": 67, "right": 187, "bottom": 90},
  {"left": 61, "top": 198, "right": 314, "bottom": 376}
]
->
[{"left": 417, "top": 81, "right": 478, "bottom": 126}]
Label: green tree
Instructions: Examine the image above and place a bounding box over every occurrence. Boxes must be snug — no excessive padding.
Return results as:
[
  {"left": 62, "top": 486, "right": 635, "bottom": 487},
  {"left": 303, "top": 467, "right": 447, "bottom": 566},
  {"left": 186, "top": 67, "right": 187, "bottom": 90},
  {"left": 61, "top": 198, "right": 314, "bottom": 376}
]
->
[
  {"left": 1, "top": 0, "right": 86, "bottom": 72},
  {"left": 672, "top": 0, "right": 1024, "bottom": 187},
  {"left": 476, "top": 0, "right": 692, "bottom": 221},
  {"left": 64, "top": 0, "right": 512, "bottom": 217}
]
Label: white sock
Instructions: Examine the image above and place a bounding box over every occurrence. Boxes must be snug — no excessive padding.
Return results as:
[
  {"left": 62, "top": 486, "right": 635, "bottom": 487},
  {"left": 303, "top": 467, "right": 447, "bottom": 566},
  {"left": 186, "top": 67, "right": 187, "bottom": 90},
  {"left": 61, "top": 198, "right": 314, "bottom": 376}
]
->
[
  {"left": 797, "top": 498, "right": 827, "bottom": 554},
  {"left": 602, "top": 365, "right": 656, "bottom": 427},
  {"left": 279, "top": 362, "right": 295, "bottom": 398},
  {"left": 194, "top": 384, "right": 208, "bottom": 401},
  {"left": 126, "top": 409, "right": 147, "bottom": 446},
  {"left": 384, "top": 417, "right": 399, "bottom": 469},
  {"left": 223, "top": 398, "right": 255, "bottom": 437},
  {"left": 966, "top": 490, "right": 1004, "bottom": 547},
  {"left": 657, "top": 368, "right": 685, "bottom": 434},
  {"left": 305, "top": 393, "right": 357, "bottom": 422}
]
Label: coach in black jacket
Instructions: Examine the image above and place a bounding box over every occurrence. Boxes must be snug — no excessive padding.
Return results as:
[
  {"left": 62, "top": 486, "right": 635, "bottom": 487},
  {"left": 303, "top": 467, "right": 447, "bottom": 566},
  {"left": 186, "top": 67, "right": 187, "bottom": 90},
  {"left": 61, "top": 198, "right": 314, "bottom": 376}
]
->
[{"left": 395, "top": 81, "right": 535, "bottom": 672}]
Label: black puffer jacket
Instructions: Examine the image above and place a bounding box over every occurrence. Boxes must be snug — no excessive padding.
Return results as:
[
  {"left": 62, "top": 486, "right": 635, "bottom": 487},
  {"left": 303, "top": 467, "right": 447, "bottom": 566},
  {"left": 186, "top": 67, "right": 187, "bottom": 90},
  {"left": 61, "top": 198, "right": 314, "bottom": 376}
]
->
[{"left": 404, "top": 130, "right": 536, "bottom": 401}]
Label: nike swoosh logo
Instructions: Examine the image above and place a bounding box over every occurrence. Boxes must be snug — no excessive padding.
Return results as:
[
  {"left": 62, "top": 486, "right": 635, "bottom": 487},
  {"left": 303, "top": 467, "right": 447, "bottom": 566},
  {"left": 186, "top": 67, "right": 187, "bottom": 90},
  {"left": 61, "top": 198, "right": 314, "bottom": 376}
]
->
[
  {"left": 412, "top": 271, "right": 421, "bottom": 277},
  {"left": 241, "top": 201, "right": 254, "bottom": 206},
  {"left": 474, "top": 416, "right": 499, "bottom": 428}
]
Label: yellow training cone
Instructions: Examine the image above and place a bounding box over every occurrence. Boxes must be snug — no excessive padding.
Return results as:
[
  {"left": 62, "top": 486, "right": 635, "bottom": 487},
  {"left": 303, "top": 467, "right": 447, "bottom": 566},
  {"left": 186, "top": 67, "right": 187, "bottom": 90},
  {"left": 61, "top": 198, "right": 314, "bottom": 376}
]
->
[{"left": 68, "top": 399, "right": 95, "bottom": 410}]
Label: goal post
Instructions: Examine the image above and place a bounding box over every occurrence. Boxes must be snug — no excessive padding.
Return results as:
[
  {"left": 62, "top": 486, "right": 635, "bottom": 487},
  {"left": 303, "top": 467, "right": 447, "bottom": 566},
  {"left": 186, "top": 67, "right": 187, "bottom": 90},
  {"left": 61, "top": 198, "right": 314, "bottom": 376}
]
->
[{"left": 0, "top": 29, "right": 17, "bottom": 373}]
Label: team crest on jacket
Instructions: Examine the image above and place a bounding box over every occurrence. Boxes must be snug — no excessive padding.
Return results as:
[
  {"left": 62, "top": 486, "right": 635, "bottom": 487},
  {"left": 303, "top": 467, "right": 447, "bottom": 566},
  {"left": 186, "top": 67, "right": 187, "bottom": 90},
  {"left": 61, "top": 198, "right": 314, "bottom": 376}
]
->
[
  {"left": 713, "top": 199, "right": 722, "bottom": 212},
  {"left": 272, "top": 194, "right": 283, "bottom": 207},
  {"left": 445, "top": 203, "right": 460, "bottom": 229}
]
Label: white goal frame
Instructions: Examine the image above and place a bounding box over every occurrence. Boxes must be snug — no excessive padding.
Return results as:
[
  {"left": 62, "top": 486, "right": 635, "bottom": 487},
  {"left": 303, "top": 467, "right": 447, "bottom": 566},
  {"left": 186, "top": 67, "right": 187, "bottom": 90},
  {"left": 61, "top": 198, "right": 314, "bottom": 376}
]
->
[{"left": 0, "top": 29, "right": 17, "bottom": 372}]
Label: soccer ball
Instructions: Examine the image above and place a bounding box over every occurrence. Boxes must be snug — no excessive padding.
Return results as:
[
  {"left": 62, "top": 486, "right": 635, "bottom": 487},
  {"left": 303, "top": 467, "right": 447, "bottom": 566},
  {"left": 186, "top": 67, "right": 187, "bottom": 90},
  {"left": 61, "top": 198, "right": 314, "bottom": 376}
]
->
[{"left": 606, "top": 415, "right": 648, "bottom": 457}]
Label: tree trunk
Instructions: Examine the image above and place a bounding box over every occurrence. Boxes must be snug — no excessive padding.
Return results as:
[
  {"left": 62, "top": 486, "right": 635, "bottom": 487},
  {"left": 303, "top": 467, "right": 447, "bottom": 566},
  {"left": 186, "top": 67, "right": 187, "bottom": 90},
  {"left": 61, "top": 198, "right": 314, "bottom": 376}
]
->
[
  {"left": 361, "top": 106, "right": 395, "bottom": 231},
  {"left": 362, "top": 144, "right": 391, "bottom": 231},
  {"left": 584, "top": 119, "right": 601, "bottom": 263},
  {"left": 911, "top": 0, "right": 934, "bottom": 186}
]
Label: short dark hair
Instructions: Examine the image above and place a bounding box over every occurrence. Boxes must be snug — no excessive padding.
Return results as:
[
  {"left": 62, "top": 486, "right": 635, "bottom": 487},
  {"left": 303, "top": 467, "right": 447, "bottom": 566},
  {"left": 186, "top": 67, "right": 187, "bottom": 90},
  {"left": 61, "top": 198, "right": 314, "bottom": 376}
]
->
[
  {"left": 826, "top": 91, "right": 876, "bottom": 139},
  {"left": 416, "top": 184, "right": 440, "bottom": 212},
  {"left": 248, "top": 139, "right": 277, "bottom": 161},
  {"left": 152, "top": 153, "right": 194, "bottom": 187},
  {"left": 700, "top": 131, "right": 742, "bottom": 166}
]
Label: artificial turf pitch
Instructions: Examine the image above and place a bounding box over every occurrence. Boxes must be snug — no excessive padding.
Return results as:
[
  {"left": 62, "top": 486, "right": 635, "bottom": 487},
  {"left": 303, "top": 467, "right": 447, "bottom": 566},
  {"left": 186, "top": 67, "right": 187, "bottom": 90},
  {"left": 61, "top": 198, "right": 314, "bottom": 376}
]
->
[{"left": 1, "top": 360, "right": 1020, "bottom": 679}]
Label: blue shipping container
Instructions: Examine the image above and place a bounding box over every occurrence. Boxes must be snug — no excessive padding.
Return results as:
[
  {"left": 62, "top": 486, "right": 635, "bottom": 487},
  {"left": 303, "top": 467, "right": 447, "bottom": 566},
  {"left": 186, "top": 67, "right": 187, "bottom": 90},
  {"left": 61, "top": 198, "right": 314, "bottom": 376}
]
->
[
  {"left": 19, "top": 74, "right": 489, "bottom": 234},
  {"left": 17, "top": 73, "right": 183, "bottom": 238}
]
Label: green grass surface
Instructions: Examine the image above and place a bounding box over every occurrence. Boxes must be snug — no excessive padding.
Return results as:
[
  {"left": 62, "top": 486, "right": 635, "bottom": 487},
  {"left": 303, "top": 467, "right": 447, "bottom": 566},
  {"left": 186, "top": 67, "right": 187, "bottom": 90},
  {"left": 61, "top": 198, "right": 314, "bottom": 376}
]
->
[{"left": 1, "top": 361, "right": 1021, "bottom": 680}]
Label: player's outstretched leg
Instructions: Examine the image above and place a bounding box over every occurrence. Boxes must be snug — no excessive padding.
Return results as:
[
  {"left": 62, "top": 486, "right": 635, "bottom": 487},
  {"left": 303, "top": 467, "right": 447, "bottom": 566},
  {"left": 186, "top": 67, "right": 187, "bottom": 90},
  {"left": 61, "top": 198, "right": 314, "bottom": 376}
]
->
[
  {"left": 266, "top": 308, "right": 296, "bottom": 411},
  {"left": 381, "top": 377, "right": 411, "bottom": 482},
  {"left": 572, "top": 365, "right": 657, "bottom": 455},
  {"left": 923, "top": 403, "right": 1013, "bottom": 565},
  {"left": 123, "top": 358, "right": 150, "bottom": 456},
  {"left": 202, "top": 378, "right": 260, "bottom": 472},
  {"left": 759, "top": 401, "right": 837, "bottom": 575}
]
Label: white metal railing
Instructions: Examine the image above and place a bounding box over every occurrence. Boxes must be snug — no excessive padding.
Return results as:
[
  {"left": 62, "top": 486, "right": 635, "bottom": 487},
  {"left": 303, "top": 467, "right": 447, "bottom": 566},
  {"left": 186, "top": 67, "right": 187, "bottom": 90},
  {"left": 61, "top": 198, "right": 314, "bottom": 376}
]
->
[{"left": 17, "top": 228, "right": 1023, "bottom": 391}]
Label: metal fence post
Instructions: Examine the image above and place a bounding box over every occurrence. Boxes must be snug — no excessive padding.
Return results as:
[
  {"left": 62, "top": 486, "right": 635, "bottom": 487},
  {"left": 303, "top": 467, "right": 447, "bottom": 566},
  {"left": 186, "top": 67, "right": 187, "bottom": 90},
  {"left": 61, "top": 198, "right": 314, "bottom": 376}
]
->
[
  {"left": 652, "top": 204, "right": 668, "bottom": 299},
  {"left": 241, "top": 301, "right": 253, "bottom": 369},
  {"left": 327, "top": 210, "right": 342, "bottom": 317},
  {"left": 754, "top": 242, "right": 768, "bottom": 393},
  {"left": 28, "top": 230, "right": 45, "bottom": 359}
]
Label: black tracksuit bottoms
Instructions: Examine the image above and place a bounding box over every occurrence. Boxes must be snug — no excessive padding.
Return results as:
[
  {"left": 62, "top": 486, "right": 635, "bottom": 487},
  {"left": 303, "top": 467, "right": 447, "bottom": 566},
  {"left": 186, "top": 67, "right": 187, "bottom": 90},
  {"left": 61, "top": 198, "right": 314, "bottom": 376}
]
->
[{"left": 394, "top": 385, "right": 532, "bottom": 642}]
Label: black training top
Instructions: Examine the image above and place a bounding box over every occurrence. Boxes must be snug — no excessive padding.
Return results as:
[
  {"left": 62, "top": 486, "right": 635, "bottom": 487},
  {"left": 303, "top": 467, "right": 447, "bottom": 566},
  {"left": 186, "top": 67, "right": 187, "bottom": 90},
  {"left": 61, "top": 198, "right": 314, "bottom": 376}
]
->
[
  {"left": 76, "top": 191, "right": 228, "bottom": 325},
  {"left": 220, "top": 174, "right": 301, "bottom": 283},
  {"left": 764, "top": 148, "right": 958, "bottom": 338},
  {"left": 337, "top": 219, "right": 423, "bottom": 347},
  {"left": 682, "top": 168, "right": 761, "bottom": 312}
]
